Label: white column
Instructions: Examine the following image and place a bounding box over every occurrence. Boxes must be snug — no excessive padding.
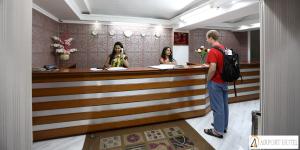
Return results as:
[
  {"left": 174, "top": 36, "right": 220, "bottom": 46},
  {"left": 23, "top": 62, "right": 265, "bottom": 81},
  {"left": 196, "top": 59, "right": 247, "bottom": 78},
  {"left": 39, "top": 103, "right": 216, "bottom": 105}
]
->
[
  {"left": 261, "top": 0, "right": 300, "bottom": 135},
  {"left": 173, "top": 45, "right": 189, "bottom": 65},
  {"left": 247, "top": 31, "right": 251, "bottom": 63},
  {"left": 0, "top": 0, "right": 32, "bottom": 149}
]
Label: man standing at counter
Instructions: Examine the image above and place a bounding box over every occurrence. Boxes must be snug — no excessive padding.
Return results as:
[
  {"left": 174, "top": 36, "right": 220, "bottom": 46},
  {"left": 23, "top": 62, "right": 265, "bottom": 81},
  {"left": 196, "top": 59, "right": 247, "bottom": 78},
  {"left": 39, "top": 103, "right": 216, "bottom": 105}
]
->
[{"left": 204, "top": 30, "right": 228, "bottom": 138}]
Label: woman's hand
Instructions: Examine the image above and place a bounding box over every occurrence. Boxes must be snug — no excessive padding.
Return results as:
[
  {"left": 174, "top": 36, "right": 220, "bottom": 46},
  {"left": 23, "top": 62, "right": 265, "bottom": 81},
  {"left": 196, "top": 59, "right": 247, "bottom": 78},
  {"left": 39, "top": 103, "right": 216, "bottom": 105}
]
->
[
  {"left": 103, "top": 56, "right": 111, "bottom": 69},
  {"left": 122, "top": 55, "right": 129, "bottom": 68},
  {"left": 103, "top": 64, "right": 111, "bottom": 70}
]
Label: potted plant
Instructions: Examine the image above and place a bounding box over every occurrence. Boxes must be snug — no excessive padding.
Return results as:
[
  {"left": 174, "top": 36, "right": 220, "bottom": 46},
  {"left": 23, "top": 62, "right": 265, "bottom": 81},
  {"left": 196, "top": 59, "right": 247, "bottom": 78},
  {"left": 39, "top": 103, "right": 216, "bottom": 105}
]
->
[
  {"left": 51, "top": 36, "right": 78, "bottom": 61},
  {"left": 195, "top": 46, "right": 210, "bottom": 64}
]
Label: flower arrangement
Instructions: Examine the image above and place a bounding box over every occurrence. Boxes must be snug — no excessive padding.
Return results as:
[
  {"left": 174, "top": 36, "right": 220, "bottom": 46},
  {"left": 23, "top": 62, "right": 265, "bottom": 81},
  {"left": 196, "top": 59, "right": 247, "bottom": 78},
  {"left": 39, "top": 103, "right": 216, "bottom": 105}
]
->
[
  {"left": 51, "top": 35, "right": 78, "bottom": 60},
  {"left": 195, "top": 46, "right": 210, "bottom": 64}
]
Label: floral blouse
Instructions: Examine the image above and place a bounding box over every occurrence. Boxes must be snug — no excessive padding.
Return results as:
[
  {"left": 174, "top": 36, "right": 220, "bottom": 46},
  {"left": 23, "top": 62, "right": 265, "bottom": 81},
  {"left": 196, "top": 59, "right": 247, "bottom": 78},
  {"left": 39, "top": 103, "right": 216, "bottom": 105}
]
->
[{"left": 110, "top": 55, "right": 128, "bottom": 67}]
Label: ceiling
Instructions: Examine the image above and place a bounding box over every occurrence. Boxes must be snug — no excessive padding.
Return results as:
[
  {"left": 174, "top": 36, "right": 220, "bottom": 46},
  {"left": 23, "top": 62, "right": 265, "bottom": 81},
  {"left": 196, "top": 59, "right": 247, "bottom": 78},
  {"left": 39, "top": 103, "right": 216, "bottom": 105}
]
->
[
  {"left": 74, "top": 0, "right": 208, "bottom": 20},
  {"left": 33, "top": 0, "right": 260, "bottom": 31},
  {"left": 33, "top": 0, "right": 78, "bottom": 20},
  {"left": 176, "top": 1, "right": 260, "bottom": 30}
]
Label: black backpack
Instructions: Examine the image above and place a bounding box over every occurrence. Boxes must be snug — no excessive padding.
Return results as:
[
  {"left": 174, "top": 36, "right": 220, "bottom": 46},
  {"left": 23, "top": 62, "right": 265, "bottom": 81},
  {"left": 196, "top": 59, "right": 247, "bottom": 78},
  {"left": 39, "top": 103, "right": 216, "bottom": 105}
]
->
[{"left": 214, "top": 46, "right": 242, "bottom": 96}]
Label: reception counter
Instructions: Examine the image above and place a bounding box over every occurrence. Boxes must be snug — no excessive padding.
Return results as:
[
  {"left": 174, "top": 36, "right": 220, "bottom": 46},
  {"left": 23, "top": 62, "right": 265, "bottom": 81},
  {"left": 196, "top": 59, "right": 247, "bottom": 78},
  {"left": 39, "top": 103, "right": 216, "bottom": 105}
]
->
[{"left": 32, "top": 64, "right": 259, "bottom": 141}]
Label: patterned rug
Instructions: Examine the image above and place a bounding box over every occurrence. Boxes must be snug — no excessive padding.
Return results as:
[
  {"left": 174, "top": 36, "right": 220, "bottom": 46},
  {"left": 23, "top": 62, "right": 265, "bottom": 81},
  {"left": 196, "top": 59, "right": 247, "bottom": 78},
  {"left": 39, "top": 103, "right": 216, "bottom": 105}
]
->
[{"left": 83, "top": 120, "right": 213, "bottom": 150}]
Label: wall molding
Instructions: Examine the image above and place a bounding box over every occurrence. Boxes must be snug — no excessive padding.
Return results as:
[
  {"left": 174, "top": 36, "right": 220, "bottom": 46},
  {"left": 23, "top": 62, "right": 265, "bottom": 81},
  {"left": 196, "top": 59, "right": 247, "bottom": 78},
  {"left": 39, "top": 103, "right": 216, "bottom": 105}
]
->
[
  {"left": 81, "top": 14, "right": 172, "bottom": 27},
  {"left": 33, "top": 3, "right": 60, "bottom": 22},
  {"left": 64, "top": 0, "right": 82, "bottom": 19},
  {"left": 60, "top": 19, "right": 172, "bottom": 28}
]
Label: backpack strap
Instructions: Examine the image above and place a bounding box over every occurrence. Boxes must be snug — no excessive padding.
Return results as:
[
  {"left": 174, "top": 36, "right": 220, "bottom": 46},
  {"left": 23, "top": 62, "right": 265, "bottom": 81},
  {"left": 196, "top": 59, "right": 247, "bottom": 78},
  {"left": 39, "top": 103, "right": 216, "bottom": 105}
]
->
[
  {"left": 212, "top": 46, "right": 225, "bottom": 55},
  {"left": 233, "top": 81, "right": 237, "bottom": 97},
  {"left": 232, "top": 51, "right": 241, "bottom": 97},
  {"left": 211, "top": 46, "right": 225, "bottom": 76},
  {"left": 236, "top": 53, "right": 243, "bottom": 83},
  {"left": 233, "top": 51, "right": 243, "bottom": 84}
]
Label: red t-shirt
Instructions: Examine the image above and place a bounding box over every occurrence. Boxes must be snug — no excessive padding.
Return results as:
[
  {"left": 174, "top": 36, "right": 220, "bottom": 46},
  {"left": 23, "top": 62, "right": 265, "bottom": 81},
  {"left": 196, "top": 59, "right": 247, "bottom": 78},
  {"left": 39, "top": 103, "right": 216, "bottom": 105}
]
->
[{"left": 206, "top": 44, "right": 225, "bottom": 83}]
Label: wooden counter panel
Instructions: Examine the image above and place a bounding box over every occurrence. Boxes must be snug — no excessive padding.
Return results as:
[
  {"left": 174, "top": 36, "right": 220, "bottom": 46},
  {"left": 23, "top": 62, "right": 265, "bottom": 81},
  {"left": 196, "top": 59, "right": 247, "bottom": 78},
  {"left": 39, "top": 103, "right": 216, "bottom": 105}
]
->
[
  {"left": 33, "top": 89, "right": 206, "bottom": 111},
  {"left": 241, "top": 71, "right": 259, "bottom": 76},
  {"left": 228, "top": 86, "right": 260, "bottom": 94},
  {"left": 240, "top": 64, "right": 260, "bottom": 69},
  {"left": 33, "top": 108, "right": 210, "bottom": 141},
  {"left": 33, "top": 99, "right": 208, "bottom": 125},
  {"left": 33, "top": 68, "right": 208, "bottom": 83},
  {"left": 33, "top": 92, "right": 258, "bottom": 141},
  {"left": 33, "top": 79, "right": 206, "bottom": 97},
  {"left": 229, "top": 78, "right": 259, "bottom": 85},
  {"left": 32, "top": 64, "right": 260, "bottom": 141},
  {"left": 229, "top": 94, "right": 259, "bottom": 103}
]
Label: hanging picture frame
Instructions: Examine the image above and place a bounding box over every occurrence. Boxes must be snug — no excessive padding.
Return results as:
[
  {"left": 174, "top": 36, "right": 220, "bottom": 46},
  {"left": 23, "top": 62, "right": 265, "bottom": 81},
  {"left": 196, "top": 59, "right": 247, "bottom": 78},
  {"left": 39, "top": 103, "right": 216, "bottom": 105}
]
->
[{"left": 174, "top": 32, "right": 189, "bottom": 45}]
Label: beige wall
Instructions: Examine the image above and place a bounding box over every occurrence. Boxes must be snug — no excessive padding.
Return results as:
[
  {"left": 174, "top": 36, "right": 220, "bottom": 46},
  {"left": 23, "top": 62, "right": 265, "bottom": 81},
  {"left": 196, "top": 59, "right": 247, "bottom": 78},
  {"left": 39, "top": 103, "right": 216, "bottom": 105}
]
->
[
  {"left": 261, "top": 0, "right": 300, "bottom": 135},
  {"left": 0, "top": 0, "right": 32, "bottom": 149}
]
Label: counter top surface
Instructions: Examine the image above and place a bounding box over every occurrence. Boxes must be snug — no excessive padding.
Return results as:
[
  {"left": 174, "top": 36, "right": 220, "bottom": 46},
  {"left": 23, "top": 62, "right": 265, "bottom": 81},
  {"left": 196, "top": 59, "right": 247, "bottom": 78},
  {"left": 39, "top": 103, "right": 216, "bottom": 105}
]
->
[
  {"left": 32, "top": 65, "right": 208, "bottom": 74},
  {"left": 32, "top": 64, "right": 259, "bottom": 74}
]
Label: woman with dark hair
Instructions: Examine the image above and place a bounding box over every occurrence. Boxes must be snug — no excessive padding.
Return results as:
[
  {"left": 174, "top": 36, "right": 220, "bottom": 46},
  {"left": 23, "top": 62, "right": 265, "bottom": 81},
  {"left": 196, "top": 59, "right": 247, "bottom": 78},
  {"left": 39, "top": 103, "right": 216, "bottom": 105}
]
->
[
  {"left": 104, "top": 42, "right": 129, "bottom": 68},
  {"left": 159, "top": 47, "right": 177, "bottom": 65}
]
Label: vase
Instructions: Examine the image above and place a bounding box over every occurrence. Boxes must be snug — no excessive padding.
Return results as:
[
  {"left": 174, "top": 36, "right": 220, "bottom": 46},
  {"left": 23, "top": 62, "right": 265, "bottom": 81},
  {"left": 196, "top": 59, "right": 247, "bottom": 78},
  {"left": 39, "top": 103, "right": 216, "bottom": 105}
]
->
[
  {"left": 200, "top": 57, "right": 205, "bottom": 64},
  {"left": 60, "top": 54, "right": 70, "bottom": 61},
  {"left": 200, "top": 52, "right": 207, "bottom": 64}
]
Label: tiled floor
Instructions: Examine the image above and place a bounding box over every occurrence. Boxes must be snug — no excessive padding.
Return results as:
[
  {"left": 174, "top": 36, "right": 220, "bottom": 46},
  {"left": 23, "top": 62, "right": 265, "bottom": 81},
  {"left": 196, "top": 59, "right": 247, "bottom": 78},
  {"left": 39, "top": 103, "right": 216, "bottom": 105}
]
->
[
  {"left": 32, "top": 100, "right": 260, "bottom": 150},
  {"left": 186, "top": 100, "right": 260, "bottom": 150},
  {"left": 32, "top": 135, "right": 86, "bottom": 150}
]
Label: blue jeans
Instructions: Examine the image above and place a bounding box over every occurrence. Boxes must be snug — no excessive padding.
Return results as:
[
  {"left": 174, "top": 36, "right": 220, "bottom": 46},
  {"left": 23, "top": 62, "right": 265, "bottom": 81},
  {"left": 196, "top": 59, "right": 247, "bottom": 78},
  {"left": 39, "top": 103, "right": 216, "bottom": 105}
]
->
[{"left": 208, "top": 81, "right": 228, "bottom": 134}]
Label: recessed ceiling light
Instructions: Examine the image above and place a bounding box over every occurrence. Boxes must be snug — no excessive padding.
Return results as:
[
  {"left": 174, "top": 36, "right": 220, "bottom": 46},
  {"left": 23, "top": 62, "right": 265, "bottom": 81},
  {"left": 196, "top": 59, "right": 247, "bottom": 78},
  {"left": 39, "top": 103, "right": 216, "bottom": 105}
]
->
[
  {"left": 155, "top": 25, "right": 163, "bottom": 32},
  {"left": 94, "top": 21, "right": 100, "bottom": 29}
]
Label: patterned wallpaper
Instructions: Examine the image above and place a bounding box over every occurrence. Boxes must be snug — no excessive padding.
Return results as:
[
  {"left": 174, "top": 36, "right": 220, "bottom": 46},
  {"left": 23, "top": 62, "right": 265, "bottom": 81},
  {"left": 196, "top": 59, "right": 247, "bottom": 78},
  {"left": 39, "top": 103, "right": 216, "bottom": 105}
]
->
[
  {"left": 32, "top": 9, "right": 59, "bottom": 67},
  {"left": 58, "top": 24, "right": 172, "bottom": 68},
  {"left": 32, "top": 10, "right": 249, "bottom": 68},
  {"left": 32, "top": 10, "right": 172, "bottom": 68},
  {"left": 189, "top": 28, "right": 248, "bottom": 64}
]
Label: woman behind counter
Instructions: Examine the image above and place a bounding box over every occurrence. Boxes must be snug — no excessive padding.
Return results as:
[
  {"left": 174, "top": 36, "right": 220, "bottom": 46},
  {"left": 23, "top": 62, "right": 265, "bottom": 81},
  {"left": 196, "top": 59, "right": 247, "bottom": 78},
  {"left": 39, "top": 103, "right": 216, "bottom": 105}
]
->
[
  {"left": 104, "top": 42, "right": 129, "bottom": 68},
  {"left": 159, "top": 47, "right": 177, "bottom": 65}
]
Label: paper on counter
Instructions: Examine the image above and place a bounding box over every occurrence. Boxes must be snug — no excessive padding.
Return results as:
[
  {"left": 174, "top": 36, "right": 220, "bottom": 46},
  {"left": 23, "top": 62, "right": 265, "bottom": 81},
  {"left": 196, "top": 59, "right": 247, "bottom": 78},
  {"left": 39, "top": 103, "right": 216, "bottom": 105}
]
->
[
  {"left": 149, "top": 64, "right": 175, "bottom": 69},
  {"left": 90, "top": 68, "right": 103, "bottom": 71},
  {"left": 107, "top": 67, "right": 128, "bottom": 71},
  {"left": 191, "top": 66, "right": 205, "bottom": 68}
]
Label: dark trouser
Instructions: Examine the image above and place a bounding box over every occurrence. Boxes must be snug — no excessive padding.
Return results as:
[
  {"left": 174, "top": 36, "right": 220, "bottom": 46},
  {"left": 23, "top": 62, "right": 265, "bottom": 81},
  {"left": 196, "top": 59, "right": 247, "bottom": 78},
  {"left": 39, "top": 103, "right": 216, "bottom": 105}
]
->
[{"left": 208, "top": 81, "right": 228, "bottom": 134}]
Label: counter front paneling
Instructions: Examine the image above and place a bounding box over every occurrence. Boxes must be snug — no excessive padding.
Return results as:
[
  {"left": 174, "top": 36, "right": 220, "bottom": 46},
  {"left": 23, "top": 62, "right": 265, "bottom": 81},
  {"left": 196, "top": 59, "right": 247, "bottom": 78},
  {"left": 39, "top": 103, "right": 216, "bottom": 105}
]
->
[{"left": 32, "top": 64, "right": 259, "bottom": 141}]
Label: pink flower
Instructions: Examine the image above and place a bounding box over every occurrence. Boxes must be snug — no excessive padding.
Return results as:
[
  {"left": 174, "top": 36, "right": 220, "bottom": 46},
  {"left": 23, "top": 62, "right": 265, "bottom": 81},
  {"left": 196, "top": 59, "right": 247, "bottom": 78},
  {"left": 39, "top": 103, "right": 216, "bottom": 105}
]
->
[{"left": 51, "top": 35, "right": 78, "bottom": 55}]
